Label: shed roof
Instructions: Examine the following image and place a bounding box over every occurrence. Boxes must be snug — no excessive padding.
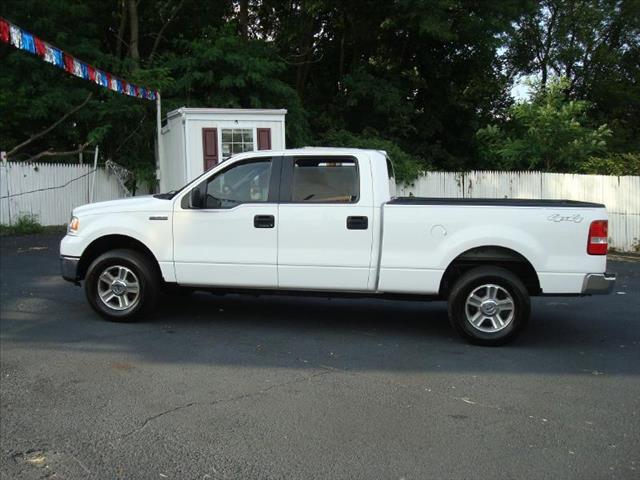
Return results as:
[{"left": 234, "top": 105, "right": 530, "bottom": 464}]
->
[{"left": 166, "top": 107, "right": 287, "bottom": 121}]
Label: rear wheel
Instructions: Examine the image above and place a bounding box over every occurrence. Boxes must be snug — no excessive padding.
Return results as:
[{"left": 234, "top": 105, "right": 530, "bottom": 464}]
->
[
  {"left": 85, "top": 249, "right": 160, "bottom": 322},
  {"left": 447, "top": 266, "right": 530, "bottom": 346}
]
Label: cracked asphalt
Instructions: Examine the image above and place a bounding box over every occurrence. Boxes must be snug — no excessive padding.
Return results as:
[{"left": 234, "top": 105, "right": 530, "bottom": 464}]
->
[{"left": 1, "top": 233, "right": 639, "bottom": 480}]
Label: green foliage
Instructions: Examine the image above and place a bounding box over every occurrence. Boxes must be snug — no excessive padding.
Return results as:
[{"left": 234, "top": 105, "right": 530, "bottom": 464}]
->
[
  {"left": 507, "top": 0, "right": 640, "bottom": 156},
  {"left": 580, "top": 153, "right": 640, "bottom": 176},
  {"left": 160, "top": 25, "right": 309, "bottom": 147},
  {"left": 0, "top": 213, "right": 44, "bottom": 236},
  {"left": 477, "top": 79, "right": 612, "bottom": 171},
  {"left": 320, "top": 129, "right": 427, "bottom": 184},
  {"left": 0, "top": 0, "right": 638, "bottom": 180}
]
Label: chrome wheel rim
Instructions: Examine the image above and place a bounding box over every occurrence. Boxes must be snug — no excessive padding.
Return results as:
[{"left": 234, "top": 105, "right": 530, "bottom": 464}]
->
[
  {"left": 465, "top": 284, "right": 515, "bottom": 333},
  {"left": 97, "top": 265, "right": 140, "bottom": 311}
]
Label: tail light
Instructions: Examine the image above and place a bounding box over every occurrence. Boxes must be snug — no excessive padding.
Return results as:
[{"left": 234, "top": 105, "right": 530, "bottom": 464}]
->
[{"left": 587, "top": 220, "right": 608, "bottom": 255}]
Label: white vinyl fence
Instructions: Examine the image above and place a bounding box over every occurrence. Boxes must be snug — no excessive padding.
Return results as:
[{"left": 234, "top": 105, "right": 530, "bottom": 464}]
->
[
  {"left": 2, "top": 163, "right": 639, "bottom": 252},
  {"left": 0, "top": 162, "right": 130, "bottom": 226},
  {"left": 398, "top": 171, "right": 640, "bottom": 252}
]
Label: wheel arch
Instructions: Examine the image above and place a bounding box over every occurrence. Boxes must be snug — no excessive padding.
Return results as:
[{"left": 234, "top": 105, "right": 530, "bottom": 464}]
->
[
  {"left": 439, "top": 245, "right": 541, "bottom": 297},
  {"left": 77, "top": 234, "right": 163, "bottom": 281}
]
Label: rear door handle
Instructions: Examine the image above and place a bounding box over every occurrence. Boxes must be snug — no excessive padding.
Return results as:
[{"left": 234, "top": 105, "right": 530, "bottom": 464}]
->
[
  {"left": 346, "top": 216, "right": 368, "bottom": 230},
  {"left": 254, "top": 215, "right": 275, "bottom": 228}
]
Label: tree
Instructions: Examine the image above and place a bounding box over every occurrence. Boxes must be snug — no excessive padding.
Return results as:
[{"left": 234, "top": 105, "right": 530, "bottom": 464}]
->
[
  {"left": 160, "top": 24, "right": 309, "bottom": 146},
  {"left": 477, "top": 79, "right": 611, "bottom": 171},
  {"left": 507, "top": 0, "right": 640, "bottom": 153},
  {"left": 1, "top": 0, "right": 638, "bottom": 183}
]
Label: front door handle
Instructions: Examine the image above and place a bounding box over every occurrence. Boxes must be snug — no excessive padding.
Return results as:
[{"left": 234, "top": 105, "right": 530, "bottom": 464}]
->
[
  {"left": 346, "top": 216, "right": 368, "bottom": 230},
  {"left": 254, "top": 215, "right": 275, "bottom": 228}
]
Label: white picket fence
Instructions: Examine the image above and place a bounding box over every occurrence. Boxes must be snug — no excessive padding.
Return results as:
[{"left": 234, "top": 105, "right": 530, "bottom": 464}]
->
[
  {"left": 398, "top": 171, "right": 640, "bottom": 252},
  {"left": 1, "top": 163, "right": 639, "bottom": 252},
  {"left": 0, "top": 162, "right": 129, "bottom": 226}
]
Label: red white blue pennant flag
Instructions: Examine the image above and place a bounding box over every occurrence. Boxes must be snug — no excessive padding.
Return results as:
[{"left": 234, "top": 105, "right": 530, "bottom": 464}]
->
[{"left": 0, "top": 16, "right": 158, "bottom": 101}]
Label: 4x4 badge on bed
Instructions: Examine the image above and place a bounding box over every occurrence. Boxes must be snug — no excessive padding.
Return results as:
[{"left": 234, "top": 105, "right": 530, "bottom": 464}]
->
[{"left": 547, "top": 213, "right": 584, "bottom": 223}]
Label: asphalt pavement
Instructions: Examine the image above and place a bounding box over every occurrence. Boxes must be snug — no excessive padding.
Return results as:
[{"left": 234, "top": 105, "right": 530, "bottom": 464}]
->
[{"left": 1, "top": 233, "right": 639, "bottom": 479}]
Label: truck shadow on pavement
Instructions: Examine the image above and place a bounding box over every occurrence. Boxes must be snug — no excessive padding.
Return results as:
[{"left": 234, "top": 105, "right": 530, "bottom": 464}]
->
[{"left": 1, "top": 234, "right": 639, "bottom": 376}]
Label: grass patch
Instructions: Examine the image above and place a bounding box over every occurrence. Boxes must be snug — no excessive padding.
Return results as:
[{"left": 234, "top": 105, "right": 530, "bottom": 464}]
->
[{"left": 0, "top": 213, "right": 46, "bottom": 236}]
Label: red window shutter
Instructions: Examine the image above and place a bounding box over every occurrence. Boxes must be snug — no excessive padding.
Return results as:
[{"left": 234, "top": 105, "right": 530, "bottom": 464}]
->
[
  {"left": 257, "top": 128, "right": 272, "bottom": 150},
  {"left": 202, "top": 128, "right": 218, "bottom": 170}
]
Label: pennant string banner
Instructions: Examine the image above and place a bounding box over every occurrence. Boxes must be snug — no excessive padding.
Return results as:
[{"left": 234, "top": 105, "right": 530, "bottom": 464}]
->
[{"left": 0, "top": 16, "right": 157, "bottom": 101}]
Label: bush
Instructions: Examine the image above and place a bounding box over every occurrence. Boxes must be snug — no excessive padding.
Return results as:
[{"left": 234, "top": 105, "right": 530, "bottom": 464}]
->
[
  {"left": 0, "top": 213, "right": 45, "bottom": 236},
  {"left": 580, "top": 153, "right": 640, "bottom": 176}
]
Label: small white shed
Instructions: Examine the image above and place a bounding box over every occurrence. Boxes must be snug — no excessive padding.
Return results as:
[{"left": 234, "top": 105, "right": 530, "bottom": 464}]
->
[{"left": 159, "top": 107, "right": 286, "bottom": 192}]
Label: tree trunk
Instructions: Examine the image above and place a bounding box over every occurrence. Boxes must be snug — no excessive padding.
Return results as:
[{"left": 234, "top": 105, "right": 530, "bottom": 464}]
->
[
  {"left": 128, "top": 0, "right": 140, "bottom": 66},
  {"left": 116, "top": 0, "right": 128, "bottom": 58},
  {"left": 539, "top": 2, "right": 558, "bottom": 90},
  {"left": 147, "top": 0, "right": 185, "bottom": 66},
  {"left": 295, "top": 16, "right": 317, "bottom": 98},
  {"left": 338, "top": 33, "right": 345, "bottom": 93},
  {"left": 239, "top": 0, "right": 249, "bottom": 39},
  {"left": 296, "top": 59, "right": 312, "bottom": 98}
]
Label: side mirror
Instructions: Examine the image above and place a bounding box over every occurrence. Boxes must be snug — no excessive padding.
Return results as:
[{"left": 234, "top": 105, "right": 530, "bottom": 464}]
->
[{"left": 190, "top": 187, "right": 203, "bottom": 208}]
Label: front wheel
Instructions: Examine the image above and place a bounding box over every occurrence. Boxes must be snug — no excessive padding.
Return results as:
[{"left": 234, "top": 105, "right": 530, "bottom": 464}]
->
[
  {"left": 85, "top": 249, "right": 160, "bottom": 322},
  {"left": 447, "top": 266, "right": 530, "bottom": 346}
]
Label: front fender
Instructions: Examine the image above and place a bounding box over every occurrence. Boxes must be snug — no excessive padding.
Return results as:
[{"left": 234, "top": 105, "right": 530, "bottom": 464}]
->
[{"left": 60, "top": 211, "right": 175, "bottom": 281}]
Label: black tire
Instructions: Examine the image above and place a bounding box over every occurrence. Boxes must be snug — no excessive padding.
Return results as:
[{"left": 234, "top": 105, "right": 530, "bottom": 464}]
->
[
  {"left": 447, "top": 266, "right": 530, "bottom": 346},
  {"left": 84, "top": 249, "right": 160, "bottom": 322}
]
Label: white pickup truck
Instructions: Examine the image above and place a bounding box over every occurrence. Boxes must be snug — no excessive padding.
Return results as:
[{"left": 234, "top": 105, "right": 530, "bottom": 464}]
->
[{"left": 60, "top": 148, "right": 615, "bottom": 345}]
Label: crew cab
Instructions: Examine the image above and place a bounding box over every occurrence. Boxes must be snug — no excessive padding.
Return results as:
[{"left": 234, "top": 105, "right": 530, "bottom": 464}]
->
[{"left": 60, "top": 148, "right": 615, "bottom": 345}]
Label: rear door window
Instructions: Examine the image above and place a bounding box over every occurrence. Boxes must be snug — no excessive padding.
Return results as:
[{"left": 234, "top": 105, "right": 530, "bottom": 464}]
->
[{"left": 289, "top": 157, "right": 359, "bottom": 203}]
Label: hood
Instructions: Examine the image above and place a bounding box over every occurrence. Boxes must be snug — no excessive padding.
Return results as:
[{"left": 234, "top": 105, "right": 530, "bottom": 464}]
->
[{"left": 74, "top": 195, "right": 173, "bottom": 216}]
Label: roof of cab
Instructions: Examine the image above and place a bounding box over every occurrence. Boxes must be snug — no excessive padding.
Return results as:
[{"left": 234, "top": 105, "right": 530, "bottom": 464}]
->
[{"left": 227, "top": 147, "right": 388, "bottom": 161}]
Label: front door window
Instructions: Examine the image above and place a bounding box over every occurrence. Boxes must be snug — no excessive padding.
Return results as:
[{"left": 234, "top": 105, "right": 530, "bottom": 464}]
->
[{"left": 204, "top": 159, "right": 271, "bottom": 209}]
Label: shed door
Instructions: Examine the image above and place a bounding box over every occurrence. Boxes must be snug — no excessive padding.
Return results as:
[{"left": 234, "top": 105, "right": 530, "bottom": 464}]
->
[
  {"left": 257, "top": 128, "right": 271, "bottom": 150},
  {"left": 202, "top": 128, "right": 218, "bottom": 170}
]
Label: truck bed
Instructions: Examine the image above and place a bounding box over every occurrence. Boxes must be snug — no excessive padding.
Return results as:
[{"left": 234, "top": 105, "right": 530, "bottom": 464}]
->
[{"left": 378, "top": 197, "right": 608, "bottom": 295}]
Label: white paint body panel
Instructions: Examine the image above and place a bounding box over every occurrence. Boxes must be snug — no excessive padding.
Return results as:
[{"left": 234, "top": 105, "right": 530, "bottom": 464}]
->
[
  {"left": 173, "top": 204, "right": 278, "bottom": 287},
  {"left": 60, "top": 196, "right": 176, "bottom": 282},
  {"left": 277, "top": 204, "right": 374, "bottom": 290},
  {"left": 61, "top": 148, "right": 610, "bottom": 296},
  {"left": 378, "top": 204, "right": 607, "bottom": 294}
]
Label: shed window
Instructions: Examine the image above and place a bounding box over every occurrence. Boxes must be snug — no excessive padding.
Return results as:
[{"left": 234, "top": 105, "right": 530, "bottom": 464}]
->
[{"left": 221, "top": 129, "right": 254, "bottom": 160}]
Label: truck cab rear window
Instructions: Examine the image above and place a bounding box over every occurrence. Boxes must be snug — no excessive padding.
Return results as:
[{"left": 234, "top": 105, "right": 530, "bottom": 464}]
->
[{"left": 291, "top": 158, "right": 359, "bottom": 203}]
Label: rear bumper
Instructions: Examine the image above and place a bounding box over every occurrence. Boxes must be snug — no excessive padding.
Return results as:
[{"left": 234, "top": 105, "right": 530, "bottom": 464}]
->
[
  {"left": 581, "top": 272, "right": 616, "bottom": 295},
  {"left": 60, "top": 256, "right": 80, "bottom": 283}
]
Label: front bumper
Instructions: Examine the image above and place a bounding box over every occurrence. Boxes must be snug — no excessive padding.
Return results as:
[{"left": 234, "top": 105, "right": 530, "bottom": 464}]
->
[
  {"left": 60, "top": 256, "right": 80, "bottom": 283},
  {"left": 581, "top": 272, "right": 616, "bottom": 295}
]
